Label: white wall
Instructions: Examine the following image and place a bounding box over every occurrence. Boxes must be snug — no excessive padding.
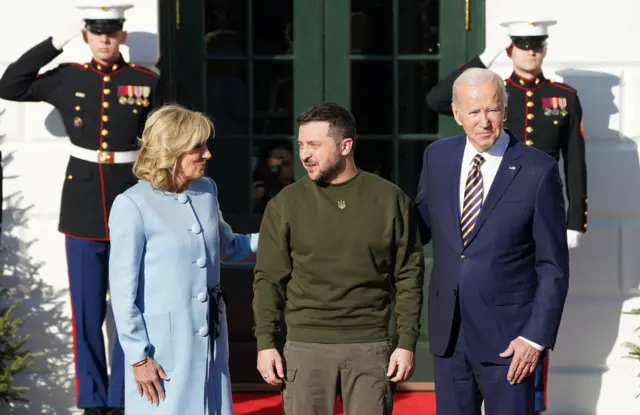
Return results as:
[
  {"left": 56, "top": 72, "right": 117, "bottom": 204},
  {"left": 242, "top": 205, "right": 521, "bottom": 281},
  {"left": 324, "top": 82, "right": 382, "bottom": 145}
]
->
[
  {"left": 487, "top": 0, "right": 640, "bottom": 414},
  {"left": 0, "top": 1, "right": 159, "bottom": 413}
]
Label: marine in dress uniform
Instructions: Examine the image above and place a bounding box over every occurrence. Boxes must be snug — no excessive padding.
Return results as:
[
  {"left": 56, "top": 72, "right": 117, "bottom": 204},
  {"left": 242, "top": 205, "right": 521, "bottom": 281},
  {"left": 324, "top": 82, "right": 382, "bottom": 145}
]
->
[
  {"left": 0, "top": 4, "right": 161, "bottom": 415},
  {"left": 425, "top": 20, "right": 587, "bottom": 414}
]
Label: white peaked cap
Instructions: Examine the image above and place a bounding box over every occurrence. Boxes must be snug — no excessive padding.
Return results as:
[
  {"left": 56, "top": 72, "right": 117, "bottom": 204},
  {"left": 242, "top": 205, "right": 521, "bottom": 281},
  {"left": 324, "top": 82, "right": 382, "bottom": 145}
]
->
[
  {"left": 75, "top": 3, "right": 134, "bottom": 20},
  {"left": 499, "top": 20, "right": 557, "bottom": 37}
]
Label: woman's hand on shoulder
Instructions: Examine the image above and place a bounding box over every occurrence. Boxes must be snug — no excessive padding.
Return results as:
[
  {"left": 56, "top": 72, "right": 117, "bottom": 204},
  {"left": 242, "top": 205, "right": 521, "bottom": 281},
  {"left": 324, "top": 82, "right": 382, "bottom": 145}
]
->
[{"left": 133, "top": 357, "right": 170, "bottom": 406}]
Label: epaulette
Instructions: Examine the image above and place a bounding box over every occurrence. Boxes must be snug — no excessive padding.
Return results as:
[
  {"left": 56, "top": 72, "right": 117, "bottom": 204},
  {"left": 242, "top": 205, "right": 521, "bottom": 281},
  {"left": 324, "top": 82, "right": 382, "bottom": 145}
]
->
[
  {"left": 59, "top": 62, "right": 88, "bottom": 70},
  {"left": 128, "top": 63, "right": 159, "bottom": 77},
  {"left": 36, "top": 62, "right": 87, "bottom": 78},
  {"left": 548, "top": 80, "right": 577, "bottom": 94}
]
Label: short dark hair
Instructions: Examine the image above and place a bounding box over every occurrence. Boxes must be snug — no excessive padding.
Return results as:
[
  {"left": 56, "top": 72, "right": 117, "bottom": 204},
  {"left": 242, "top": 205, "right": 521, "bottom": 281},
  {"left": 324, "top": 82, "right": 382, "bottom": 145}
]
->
[{"left": 296, "top": 102, "right": 357, "bottom": 141}]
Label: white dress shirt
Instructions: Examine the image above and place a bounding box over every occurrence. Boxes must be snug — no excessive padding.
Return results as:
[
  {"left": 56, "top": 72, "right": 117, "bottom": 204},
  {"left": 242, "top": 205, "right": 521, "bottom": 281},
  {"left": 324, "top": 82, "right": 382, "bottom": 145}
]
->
[{"left": 459, "top": 131, "right": 544, "bottom": 352}]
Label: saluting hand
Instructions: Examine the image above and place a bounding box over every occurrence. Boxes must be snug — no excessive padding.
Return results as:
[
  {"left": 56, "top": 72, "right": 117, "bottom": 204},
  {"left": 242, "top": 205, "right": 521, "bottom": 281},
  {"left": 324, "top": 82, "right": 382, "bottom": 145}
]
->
[
  {"left": 499, "top": 338, "right": 541, "bottom": 384},
  {"left": 52, "top": 21, "right": 86, "bottom": 50},
  {"left": 133, "top": 357, "right": 170, "bottom": 406}
]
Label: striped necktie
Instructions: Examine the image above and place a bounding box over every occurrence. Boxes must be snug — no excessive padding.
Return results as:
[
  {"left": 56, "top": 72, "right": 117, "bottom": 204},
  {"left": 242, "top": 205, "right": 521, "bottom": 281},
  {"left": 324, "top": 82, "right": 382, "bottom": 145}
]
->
[{"left": 461, "top": 154, "right": 485, "bottom": 245}]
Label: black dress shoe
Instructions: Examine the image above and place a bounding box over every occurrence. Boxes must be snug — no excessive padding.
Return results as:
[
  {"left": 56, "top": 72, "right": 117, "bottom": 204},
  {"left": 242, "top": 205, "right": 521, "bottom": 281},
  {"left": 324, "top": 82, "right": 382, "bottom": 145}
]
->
[
  {"left": 83, "top": 409, "right": 108, "bottom": 415},
  {"left": 109, "top": 409, "right": 125, "bottom": 415}
]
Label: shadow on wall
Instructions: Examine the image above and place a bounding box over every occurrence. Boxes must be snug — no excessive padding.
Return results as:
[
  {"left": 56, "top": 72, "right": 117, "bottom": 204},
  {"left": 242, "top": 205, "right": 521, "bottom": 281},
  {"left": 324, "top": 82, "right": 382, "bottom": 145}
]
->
[
  {"left": 45, "top": 31, "right": 160, "bottom": 138},
  {"left": 0, "top": 151, "right": 75, "bottom": 414},
  {"left": 550, "top": 69, "right": 640, "bottom": 414}
]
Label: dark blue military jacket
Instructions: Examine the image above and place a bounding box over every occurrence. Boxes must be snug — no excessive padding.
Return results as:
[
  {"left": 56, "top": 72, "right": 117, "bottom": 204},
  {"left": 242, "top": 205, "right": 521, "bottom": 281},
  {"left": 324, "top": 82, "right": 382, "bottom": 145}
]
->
[{"left": 0, "top": 38, "right": 161, "bottom": 239}]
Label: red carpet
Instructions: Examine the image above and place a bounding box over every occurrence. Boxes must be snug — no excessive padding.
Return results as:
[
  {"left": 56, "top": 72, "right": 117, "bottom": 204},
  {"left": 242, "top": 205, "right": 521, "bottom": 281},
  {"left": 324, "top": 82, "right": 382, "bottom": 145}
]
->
[{"left": 232, "top": 392, "right": 436, "bottom": 414}]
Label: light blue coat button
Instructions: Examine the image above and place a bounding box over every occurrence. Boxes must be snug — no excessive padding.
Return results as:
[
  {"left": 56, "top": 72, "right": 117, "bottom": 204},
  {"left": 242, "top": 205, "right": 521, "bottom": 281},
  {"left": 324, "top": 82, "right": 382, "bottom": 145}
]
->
[
  {"left": 177, "top": 193, "right": 188, "bottom": 204},
  {"left": 196, "top": 258, "right": 206, "bottom": 268},
  {"left": 191, "top": 224, "right": 202, "bottom": 234},
  {"left": 197, "top": 292, "right": 207, "bottom": 302},
  {"left": 199, "top": 326, "right": 209, "bottom": 337}
]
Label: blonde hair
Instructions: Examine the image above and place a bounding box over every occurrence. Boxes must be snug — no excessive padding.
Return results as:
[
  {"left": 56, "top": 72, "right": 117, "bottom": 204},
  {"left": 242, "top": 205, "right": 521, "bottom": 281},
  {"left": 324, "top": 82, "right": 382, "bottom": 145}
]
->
[{"left": 133, "top": 104, "right": 214, "bottom": 192}]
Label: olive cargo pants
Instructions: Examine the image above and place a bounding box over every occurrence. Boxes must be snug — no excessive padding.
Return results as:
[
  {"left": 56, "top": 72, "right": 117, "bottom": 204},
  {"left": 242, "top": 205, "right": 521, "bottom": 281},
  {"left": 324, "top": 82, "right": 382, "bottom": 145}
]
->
[{"left": 281, "top": 341, "right": 396, "bottom": 414}]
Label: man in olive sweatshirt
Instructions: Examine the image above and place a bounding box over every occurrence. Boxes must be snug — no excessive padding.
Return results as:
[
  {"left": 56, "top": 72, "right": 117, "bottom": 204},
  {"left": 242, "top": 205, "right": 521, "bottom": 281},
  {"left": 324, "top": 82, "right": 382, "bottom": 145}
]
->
[{"left": 252, "top": 102, "right": 425, "bottom": 414}]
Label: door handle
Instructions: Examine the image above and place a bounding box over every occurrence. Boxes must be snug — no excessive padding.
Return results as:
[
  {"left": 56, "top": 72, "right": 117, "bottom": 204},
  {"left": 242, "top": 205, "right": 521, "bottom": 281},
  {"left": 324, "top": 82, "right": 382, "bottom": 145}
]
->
[
  {"left": 176, "top": 0, "right": 181, "bottom": 30},
  {"left": 465, "top": 0, "right": 470, "bottom": 31}
]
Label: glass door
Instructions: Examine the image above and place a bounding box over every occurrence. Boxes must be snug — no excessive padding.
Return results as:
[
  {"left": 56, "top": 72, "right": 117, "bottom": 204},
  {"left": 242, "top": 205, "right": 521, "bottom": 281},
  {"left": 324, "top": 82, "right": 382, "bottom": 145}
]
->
[{"left": 159, "top": 0, "right": 484, "bottom": 389}]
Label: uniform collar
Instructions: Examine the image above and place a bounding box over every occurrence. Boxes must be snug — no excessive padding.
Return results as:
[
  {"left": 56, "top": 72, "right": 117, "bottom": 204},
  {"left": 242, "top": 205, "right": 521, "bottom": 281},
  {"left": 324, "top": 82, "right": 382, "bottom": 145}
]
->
[
  {"left": 509, "top": 71, "right": 546, "bottom": 89},
  {"left": 88, "top": 54, "right": 127, "bottom": 74}
]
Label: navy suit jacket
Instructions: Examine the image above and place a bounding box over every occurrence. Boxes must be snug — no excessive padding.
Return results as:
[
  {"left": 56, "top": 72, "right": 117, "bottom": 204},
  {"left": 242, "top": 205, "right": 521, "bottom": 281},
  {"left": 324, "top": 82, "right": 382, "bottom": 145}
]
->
[{"left": 415, "top": 131, "right": 570, "bottom": 365}]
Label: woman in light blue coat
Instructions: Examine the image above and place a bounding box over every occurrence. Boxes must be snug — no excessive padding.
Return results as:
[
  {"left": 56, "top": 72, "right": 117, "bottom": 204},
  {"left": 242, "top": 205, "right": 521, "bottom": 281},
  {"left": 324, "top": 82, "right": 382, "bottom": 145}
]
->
[{"left": 108, "top": 104, "right": 257, "bottom": 415}]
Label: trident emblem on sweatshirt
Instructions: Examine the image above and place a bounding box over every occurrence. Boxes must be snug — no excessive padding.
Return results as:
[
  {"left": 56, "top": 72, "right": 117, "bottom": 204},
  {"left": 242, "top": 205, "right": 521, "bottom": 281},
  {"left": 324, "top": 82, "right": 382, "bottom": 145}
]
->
[{"left": 337, "top": 200, "right": 346, "bottom": 209}]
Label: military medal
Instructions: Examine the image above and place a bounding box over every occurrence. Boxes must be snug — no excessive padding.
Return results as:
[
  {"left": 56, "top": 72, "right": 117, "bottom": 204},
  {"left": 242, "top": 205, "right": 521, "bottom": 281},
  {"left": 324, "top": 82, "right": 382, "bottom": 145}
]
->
[
  {"left": 142, "top": 86, "right": 151, "bottom": 107},
  {"left": 123, "top": 85, "right": 134, "bottom": 104},
  {"left": 542, "top": 97, "right": 565, "bottom": 117},
  {"left": 132, "top": 85, "right": 142, "bottom": 106},
  {"left": 117, "top": 86, "right": 127, "bottom": 104},
  {"left": 542, "top": 98, "right": 551, "bottom": 116},
  {"left": 73, "top": 117, "right": 82, "bottom": 127},
  {"left": 558, "top": 98, "right": 568, "bottom": 116}
]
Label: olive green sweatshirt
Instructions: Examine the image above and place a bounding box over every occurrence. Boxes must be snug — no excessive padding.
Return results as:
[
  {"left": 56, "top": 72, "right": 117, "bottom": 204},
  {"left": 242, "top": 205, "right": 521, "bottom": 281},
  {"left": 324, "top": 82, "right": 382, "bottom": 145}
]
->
[{"left": 253, "top": 170, "right": 425, "bottom": 352}]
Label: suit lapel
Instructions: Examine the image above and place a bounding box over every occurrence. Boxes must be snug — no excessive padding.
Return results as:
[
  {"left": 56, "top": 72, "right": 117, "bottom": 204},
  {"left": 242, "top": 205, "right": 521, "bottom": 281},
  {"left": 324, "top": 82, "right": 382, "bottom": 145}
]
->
[
  {"left": 464, "top": 134, "right": 523, "bottom": 247},
  {"left": 448, "top": 136, "right": 466, "bottom": 249}
]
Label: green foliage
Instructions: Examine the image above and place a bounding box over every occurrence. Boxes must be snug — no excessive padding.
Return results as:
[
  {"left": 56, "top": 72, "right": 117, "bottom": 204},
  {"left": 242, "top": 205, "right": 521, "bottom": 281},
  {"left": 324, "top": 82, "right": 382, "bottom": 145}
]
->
[
  {"left": 0, "top": 266, "right": 34, "bottom": 405},
  {"left": 623, "top": 308, "right": 640, "bottom": 397}
]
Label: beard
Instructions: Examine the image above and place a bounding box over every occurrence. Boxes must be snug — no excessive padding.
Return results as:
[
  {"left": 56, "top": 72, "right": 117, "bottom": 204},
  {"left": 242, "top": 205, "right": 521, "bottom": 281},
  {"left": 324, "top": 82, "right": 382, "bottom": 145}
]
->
[{"left": 312, "top": 155, "right": 344, "bottom": 185}]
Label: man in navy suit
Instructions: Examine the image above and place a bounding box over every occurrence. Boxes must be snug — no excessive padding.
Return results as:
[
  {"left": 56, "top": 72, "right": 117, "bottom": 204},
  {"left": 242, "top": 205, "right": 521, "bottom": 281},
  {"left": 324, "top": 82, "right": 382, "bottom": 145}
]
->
[{"left": 415, "top": 67, "right": 569, "bottom": 415}]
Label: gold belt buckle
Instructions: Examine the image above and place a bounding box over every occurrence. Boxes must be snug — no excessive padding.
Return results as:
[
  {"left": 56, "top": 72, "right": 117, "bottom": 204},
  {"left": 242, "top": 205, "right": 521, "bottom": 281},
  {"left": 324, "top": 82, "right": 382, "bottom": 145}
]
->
[{"left": 97, "top": 150, "right": 115, "bottom": 164}]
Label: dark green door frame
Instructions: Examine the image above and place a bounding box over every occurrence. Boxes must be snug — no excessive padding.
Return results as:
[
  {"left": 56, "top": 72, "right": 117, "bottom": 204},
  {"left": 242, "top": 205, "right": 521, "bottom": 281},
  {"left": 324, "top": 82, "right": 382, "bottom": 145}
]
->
[{"left": 438, "top": 0, "right": 486, "bottom": 138}]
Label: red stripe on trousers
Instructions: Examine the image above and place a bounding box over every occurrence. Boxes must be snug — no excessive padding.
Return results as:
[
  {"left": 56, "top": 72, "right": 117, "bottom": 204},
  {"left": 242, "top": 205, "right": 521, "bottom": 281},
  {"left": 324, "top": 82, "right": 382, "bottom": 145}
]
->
[{"left": 64, "top": 242, "right": 80, "bottom": 405}]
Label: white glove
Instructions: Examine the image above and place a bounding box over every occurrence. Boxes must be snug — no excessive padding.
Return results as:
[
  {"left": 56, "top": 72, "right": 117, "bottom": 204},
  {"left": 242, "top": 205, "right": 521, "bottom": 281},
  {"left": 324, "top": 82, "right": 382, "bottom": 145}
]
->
[
  {"left": 478, "top": 34, "right": 512, "bottom": 67},
  {"left": 52, "top": 21, "right": 86, "bottom": 51},
  {"left": 250, "top": 233, "right": 259, "bottom": 253},
  {"left": 567, "top": 230, "right": 582, "bottom": 249}
]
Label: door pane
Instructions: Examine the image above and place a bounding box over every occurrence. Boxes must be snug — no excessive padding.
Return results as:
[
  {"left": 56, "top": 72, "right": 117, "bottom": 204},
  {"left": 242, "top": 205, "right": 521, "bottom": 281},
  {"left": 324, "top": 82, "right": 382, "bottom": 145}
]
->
[
  {"left": 351, "top": 61, "right": 393, "bottom": 135},
  {"left": 251, "top": 139, "right": 295, "bottom": 214},
  {"left": 399, "top": 61, "right": 439, "bottom": 134},
  {"left": 205, "top": 0, "right": 247, "bottom": 48},
  {"left": 253, "top": 1, "right": 293, "bottom": 54},
  {"left": 399, "top": 140, "right": 430, "bottom": 200},
  {"left": 208, "top": 139, "right": 251, "bottom": 213},
  {"left": 399, "top": 0, "right": 439, "bottom": 55},
  {"left": 253, "top": 61, "right": 293, "bottom": 135},
  {"left": 351, "top": 1, "right": 392, "bottom": 55},
  {"left": 205, "top": 58, "right": 249, "bottom": 137},
  {"left": 356, "top": 139, "right": 394, "bottom": 181}
]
